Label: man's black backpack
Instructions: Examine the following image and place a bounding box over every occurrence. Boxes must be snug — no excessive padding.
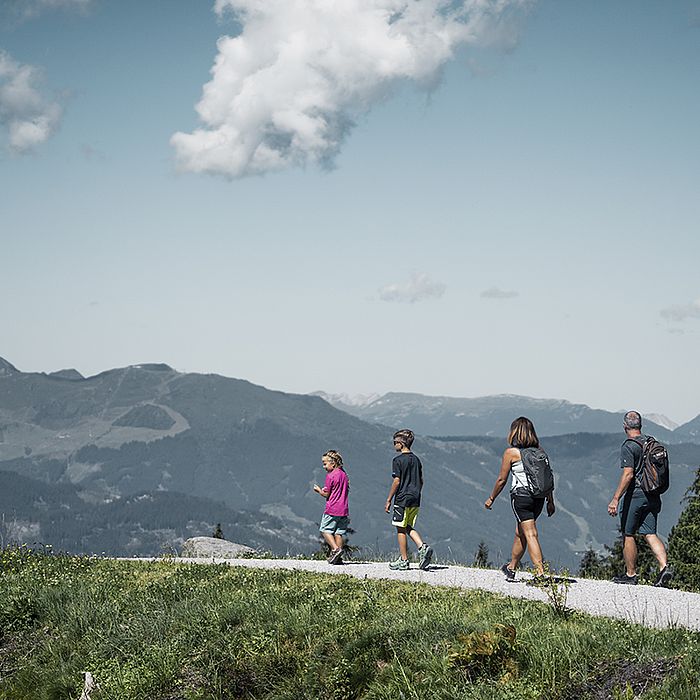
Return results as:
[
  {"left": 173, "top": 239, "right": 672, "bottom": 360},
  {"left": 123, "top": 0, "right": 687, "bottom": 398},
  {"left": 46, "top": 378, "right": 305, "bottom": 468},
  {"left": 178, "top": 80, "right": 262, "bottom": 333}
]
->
[
  {"left": 625, "top": 436, "right": 670, "bottom": 496},
  {"left": 519, "top": 447, "right": 555, "bottom": 498}
]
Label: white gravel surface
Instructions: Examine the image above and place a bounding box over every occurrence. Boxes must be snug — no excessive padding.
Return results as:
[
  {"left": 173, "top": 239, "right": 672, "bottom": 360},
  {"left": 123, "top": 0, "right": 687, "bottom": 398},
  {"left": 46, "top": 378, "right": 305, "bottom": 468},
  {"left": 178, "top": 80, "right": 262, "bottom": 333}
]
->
[{"left": 132, "top": 557, "right": 700, "bottom": 631}]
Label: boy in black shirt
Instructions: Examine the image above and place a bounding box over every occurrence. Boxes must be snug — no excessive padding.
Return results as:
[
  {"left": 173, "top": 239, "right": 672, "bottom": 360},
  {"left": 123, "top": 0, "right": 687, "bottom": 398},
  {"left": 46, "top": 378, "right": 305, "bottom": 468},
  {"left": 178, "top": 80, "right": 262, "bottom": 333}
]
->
[{"left": 385, "top": 429, "right": 433, "bottom": 570}]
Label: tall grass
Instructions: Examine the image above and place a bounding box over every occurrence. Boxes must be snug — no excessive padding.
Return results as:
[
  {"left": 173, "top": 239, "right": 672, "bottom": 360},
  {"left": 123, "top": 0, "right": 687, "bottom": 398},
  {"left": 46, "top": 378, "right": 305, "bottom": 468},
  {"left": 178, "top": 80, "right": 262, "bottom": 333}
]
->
[{"left": 1, "top": 546, "right": 698, "bottom": 699}]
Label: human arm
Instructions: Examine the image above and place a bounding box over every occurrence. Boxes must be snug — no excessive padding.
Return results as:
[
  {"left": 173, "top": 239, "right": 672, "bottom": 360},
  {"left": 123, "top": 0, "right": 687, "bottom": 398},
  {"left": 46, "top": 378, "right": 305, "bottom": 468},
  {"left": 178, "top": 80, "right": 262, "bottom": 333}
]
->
[
  {"left": 608, "top": 468, "right": 634, "bottom": 515},
  {"left": 385, "top": 477, "right": 400, "bottom": 513},
  {"left": 546, "top": 491, "right": 556, "bottom": 517},
  {"left": 313, "top": 484, "right": 329, "bottom": 498},
  {"left": 314, "top": 472, "right": 332, "bottom": 499},
  {"left": 484, "top": 448, "right": 518, "bottom": 509},
  {"left": 608, "top": 441, "right": 637, "bottom": 515}
]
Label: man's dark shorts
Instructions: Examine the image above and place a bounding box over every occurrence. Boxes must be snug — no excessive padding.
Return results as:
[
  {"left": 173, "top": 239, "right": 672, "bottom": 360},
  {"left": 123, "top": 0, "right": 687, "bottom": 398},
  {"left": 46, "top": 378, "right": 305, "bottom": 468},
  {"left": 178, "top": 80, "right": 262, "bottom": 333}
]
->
[
  {"left": 510, "top": 492, "right": 545, "bottom": 523},
  {"left": 620, "top": 491, "right": 661, "bottom": 536}
]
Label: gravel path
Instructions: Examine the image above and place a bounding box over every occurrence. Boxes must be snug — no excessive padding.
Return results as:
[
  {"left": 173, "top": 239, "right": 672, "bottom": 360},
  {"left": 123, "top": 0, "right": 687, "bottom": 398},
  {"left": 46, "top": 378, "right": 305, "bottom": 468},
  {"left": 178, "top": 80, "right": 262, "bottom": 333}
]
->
[{"left": 134, "top": 557, "right": 700, "bottom": 631}]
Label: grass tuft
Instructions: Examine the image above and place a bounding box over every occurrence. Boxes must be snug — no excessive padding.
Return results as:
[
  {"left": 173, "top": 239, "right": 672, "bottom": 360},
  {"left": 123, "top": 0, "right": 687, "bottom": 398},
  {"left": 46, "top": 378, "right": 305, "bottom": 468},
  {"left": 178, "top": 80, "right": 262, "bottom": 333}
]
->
[{"left": 448, "top": 624, "right": 518, "bottom": 681}]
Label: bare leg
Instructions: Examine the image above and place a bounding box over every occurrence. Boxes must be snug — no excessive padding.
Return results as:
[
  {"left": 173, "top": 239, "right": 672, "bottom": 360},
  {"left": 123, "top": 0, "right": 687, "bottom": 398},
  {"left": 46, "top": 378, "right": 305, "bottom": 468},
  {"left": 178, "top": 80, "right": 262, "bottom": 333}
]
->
[
  {"left": 396, "top": 527, "right": 409, "bottom": 559},
  {"left": 509, "top": 523, "right": 527, "bottom": 570},
  {"left": 322, "top": 532, "right": 337, "bottom": 551},
  {"left": 644, "top": 534, "right": 668, "bottom": 569},
  {"left": 408, "top": 527, "right": 424, "bottom": 550},
  {"left": 622, "top": 535, "right": 637, "bottom": 576},
  {"left": 519, "top": 520, "right": 544, "bottom": 575}
]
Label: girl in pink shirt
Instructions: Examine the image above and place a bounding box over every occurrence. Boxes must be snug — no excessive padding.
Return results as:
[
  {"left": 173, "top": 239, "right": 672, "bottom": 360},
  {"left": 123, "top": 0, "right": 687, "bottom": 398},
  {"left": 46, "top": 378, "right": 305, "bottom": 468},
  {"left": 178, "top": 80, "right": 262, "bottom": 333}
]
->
[{"left": 313, "top": 450, "right": 350, "bottom": 565}]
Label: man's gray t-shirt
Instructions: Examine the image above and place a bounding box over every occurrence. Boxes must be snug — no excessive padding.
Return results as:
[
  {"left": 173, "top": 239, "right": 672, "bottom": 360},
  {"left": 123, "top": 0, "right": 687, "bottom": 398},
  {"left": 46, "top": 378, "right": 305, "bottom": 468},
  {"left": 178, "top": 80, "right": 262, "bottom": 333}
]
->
[{"left": 620, "top": 435, "right": 647, "bottom": 495}]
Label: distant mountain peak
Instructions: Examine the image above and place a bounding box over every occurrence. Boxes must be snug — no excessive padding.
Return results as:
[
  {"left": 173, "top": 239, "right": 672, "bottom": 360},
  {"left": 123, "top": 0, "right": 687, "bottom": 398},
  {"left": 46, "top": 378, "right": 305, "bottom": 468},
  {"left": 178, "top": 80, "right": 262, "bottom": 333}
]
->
[
  {"left": 129, "top": 363, "right": 175, "bottom": 372},
  {"left": 48, "top": 368, "right": 85, "bottom": 381},
  {"left": 644, "top": 413, "right": 678, "bottom": 431},
  {"left": 0, "top": 357, "right": 19, "bottom": 376},
  {"left": 674, "top": 413, "right": 700, "bottom": 439},
  {"left": 311, "top": 391, "right": 381, "bottom": 408}
]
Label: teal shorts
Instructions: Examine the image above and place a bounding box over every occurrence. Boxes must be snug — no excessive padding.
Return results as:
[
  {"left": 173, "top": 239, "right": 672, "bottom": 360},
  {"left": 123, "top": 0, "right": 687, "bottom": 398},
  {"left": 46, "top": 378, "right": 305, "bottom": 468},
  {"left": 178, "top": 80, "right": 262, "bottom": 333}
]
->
[{"left": 319, "top": 514, "right": 349, "bottom": 536}]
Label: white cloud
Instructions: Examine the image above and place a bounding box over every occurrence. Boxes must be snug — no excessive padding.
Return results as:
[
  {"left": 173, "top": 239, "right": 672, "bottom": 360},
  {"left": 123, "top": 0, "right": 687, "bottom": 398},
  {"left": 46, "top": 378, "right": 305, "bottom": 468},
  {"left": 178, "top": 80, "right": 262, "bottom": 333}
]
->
[
  {"left": 480, "top": 286, "right": 519, "bottom": 299},
  {"left": 0, "top": 51, "right": 62, "bottom": 153},
  {"left": 379, "top": 272, "right": 446, "bottom": 303},
  {"left": 660, "top": 299, "right": 700, "bottom": 323},
  {"left": 172, "top": 0, "right": 529, "bottom": 178},
  {"left": 1, "top": 0, "right": 91, "bottom": 22},
  {"left": 34, "top": 0, "right": 91, "bottom": 8}
]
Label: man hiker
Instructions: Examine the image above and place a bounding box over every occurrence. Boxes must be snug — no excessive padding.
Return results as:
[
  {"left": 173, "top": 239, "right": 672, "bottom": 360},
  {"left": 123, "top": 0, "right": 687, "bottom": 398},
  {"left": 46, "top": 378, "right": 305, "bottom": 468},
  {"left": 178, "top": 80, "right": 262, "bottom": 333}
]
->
[{"left": 607, "top": 410, "right": 673, "bottom": 587}]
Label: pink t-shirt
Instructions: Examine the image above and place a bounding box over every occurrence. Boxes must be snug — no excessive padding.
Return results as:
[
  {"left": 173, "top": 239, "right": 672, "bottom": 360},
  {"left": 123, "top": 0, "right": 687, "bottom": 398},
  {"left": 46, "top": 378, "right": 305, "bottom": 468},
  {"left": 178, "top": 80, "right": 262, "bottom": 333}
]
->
[{"left": 324, "top": 468, "right": 349, "bottom": 516}]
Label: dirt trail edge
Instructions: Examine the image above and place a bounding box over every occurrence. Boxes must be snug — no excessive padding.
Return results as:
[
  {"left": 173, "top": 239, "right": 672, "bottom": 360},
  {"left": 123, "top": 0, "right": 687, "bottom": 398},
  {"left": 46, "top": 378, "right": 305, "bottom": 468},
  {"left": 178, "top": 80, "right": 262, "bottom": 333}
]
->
[{"left": 122, "top": 557, "right": 700, "bottom": 631}]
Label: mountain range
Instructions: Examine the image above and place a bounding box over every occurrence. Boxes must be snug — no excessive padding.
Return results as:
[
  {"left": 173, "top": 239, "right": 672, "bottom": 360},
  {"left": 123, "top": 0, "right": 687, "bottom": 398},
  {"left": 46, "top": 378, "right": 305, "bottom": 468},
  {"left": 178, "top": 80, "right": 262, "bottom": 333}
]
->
[
  {"left": 313, "top": 391, "right": 699, "bottom": 442},
  {"left": 1, "top": 356, "right": 699, "bottom": 569}
]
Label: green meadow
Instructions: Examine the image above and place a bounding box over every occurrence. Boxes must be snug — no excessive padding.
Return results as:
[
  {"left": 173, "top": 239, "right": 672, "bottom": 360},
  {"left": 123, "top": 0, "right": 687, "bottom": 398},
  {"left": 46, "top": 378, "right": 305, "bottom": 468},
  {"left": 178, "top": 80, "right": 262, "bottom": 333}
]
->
[{"left": 1, "top": 547, "right": 698, "bottom": 700}]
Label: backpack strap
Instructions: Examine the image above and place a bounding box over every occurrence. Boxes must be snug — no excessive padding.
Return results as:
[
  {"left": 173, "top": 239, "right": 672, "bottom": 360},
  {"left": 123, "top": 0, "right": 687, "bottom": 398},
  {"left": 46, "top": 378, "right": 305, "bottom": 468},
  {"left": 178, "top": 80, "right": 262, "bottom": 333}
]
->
[{"left": 622, "top": 436, "right": 648, "bottom": 485}]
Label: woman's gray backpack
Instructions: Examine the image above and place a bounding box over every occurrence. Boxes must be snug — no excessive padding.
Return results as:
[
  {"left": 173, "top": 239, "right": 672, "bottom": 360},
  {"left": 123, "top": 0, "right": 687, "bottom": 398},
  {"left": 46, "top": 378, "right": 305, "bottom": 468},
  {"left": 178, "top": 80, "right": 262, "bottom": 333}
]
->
[{"left": 519, "top": 447, "right": 554, "bottom": 497}]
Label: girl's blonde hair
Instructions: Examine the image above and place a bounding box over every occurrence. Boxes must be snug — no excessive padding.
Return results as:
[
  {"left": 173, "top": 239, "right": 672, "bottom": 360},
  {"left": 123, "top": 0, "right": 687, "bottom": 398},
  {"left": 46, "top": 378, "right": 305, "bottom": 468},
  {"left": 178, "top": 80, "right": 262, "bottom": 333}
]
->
[
  {"left": 507, "top": 416, "right": 539, "bottom": 449},
  {"left": 323, "top": 450, "right": 344, "bottom": 469}
]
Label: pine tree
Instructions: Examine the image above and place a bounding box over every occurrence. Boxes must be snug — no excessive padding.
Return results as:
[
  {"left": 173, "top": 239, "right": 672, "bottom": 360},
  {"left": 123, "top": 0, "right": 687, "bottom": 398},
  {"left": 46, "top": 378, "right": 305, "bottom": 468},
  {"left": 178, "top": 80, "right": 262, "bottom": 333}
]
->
[
  {"left": 212, "top": 523, "right": 224, "bottom": 539},
  {"left": 472, "top": 541, "right": 491, "bottom": 568},
  {"left": 578, "top": 547, "right": 606, "bottom": 579},
  {"left": 668, "top": 468, "right": 700, "bottom": 591}
]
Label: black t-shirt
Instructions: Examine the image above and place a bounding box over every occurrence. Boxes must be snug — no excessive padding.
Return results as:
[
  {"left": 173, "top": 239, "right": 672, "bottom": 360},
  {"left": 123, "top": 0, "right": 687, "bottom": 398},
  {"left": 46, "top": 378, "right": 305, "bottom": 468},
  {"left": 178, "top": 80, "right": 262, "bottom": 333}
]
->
[
  {"left": 620, "top": 434, "right": 647, "bottom": 495},
  {"left": 392, "top": 452, "right": 423, "bottom": 507}
]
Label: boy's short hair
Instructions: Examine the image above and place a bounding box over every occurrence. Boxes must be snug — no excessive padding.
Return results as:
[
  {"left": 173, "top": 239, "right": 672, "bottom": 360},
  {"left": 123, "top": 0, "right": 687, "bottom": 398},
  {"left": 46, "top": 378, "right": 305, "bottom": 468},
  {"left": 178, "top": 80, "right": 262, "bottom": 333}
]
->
[{"left": 393, "top": 429, "right": 414, "bottom": 449}]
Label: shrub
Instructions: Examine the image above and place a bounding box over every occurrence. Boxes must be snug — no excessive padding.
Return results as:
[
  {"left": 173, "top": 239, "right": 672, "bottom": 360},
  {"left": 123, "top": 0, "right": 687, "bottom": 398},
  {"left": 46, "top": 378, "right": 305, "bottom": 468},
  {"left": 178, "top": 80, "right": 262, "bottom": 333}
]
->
[
  {"left": 669, "top": 468, "right": 700, "bottom": 591},
  {"left": 448, "top": 624, "right": 518, "bottom": 681}
]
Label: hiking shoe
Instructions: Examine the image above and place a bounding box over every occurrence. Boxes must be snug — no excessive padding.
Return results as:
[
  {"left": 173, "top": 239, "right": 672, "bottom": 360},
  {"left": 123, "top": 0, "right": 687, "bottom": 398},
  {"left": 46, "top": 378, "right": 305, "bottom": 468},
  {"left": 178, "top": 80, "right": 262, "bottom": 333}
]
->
[
  {"left": 418, "top": 544, "right": 433, "bottom": 570},
  {"left": 612, "top": 572, "right": 638, "bottom": 585},
  {"left": 653, "top": 566, "right": 673, "bottom": 588},
  {"left": 389, "top": 557, "right": 409, "bottom": 571},
  {"left": 328, "top": 549, "right": 343, "bottom": 565},
  {"left": 526, "top": 574, "right": 548, "bottom": 587},
  {"left": 501, "top": 563, "right": 516, "bottom": 582}
]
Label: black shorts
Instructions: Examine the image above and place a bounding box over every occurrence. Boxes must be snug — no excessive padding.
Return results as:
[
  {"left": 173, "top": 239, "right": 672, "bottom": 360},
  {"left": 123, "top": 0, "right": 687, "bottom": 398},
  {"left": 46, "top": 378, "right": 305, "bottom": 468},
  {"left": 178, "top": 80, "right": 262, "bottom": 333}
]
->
[{"left": 510, "top": 492, "right": 545, "bottom": 523}]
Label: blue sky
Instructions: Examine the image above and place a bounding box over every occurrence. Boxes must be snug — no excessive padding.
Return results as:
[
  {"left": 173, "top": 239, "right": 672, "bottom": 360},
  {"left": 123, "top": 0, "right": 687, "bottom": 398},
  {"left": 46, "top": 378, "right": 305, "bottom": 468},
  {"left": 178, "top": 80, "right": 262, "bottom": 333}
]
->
[{"left": 1, "top": 0, "right": 699, "bottom": 424}]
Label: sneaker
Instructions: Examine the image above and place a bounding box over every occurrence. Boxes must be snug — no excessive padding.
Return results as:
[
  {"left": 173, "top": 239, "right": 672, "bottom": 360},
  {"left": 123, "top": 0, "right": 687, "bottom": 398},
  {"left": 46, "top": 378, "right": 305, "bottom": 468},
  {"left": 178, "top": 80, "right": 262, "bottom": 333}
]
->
[
  {"left": 326, "top": 551, "right": 336, "bottom": 564},
  {"left": 526, "top": 574, "right": 548, "bottom": 587},
  {"left": 389, "top": 557, "right": 409, "bottom": 571},
  {"left": 332, "top": 549, "right": 344, "bottom": 565},
  {"left": 327, "top": 549, "right": 342, "bottom": 564},
  {"left": 501, "top": 563, "right": 516, "bottom": 582},
  {"left": 418, "top": 544, "right": 433, "bottom": 570},
  {"left": 653, "top": 566, "right": 673, "bottom": 588},
  {"left": 612, "top": 572, "right": 638, "bottom": 585}
]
